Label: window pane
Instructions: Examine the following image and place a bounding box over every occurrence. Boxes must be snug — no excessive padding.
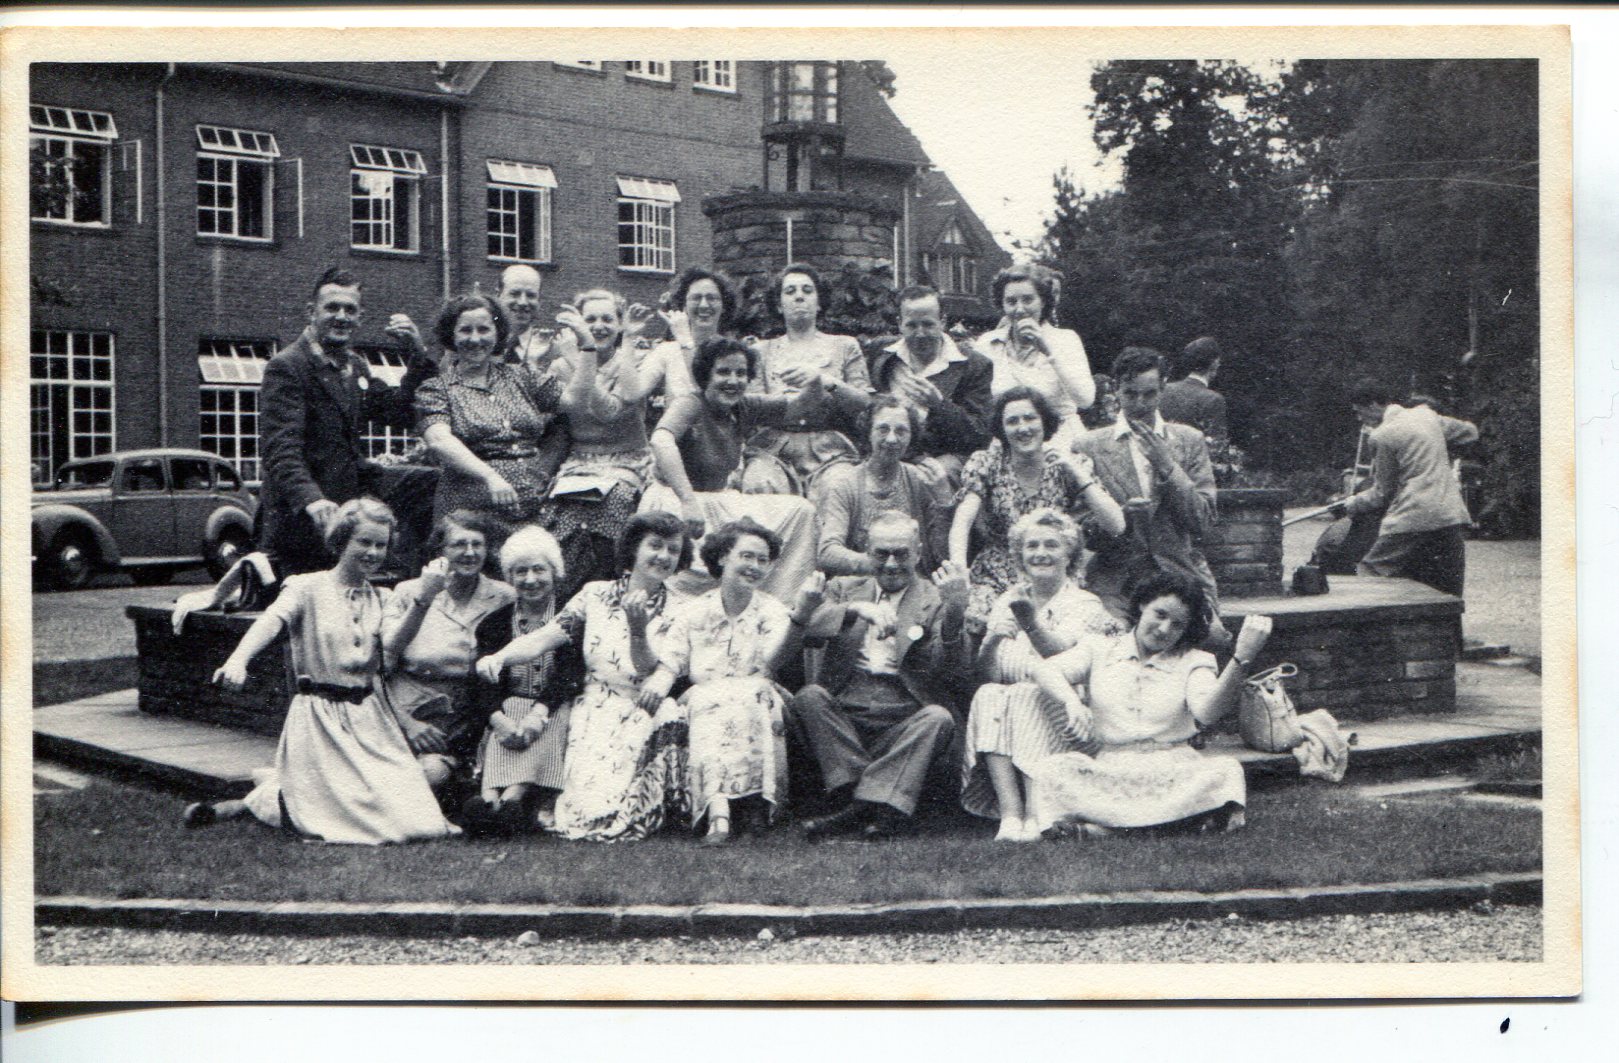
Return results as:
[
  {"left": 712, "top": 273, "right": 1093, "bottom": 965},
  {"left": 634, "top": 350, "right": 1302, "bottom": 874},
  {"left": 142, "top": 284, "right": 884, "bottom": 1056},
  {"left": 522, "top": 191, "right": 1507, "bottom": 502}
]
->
[{"left": 239, "top": 160, "right": 268, "bottom": 238}]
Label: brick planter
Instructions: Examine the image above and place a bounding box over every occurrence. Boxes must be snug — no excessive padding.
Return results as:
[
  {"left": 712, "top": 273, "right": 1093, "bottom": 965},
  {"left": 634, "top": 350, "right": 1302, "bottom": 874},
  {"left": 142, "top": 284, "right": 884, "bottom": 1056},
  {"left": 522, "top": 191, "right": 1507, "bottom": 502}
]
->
[
  {"left": 127, "top": 605, "right": 292, "bottom": 736},
  {"left": 1206, "top": 488, "right": 1287, "bottom": 599},
  {"left": 1221, "top": 576, "right": 1463, "bottom": 721},
  {"left": 702, "top": 189, "right": 899, "bottom": 281}
]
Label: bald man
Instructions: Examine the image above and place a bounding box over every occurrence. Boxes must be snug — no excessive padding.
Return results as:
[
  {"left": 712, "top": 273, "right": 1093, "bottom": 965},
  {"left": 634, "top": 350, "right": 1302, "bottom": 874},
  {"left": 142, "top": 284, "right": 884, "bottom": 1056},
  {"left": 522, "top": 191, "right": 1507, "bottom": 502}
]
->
[{"left": 498, "top": 264, "right": 559, "bottom": 371}]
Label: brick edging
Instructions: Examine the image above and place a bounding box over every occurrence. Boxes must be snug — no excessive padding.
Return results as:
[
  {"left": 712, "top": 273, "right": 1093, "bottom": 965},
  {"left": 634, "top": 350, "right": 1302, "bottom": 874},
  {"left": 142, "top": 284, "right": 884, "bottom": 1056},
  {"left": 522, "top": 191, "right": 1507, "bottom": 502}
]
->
[{"left": 35, "top": 872, "right": 1542, "bottom": 940}]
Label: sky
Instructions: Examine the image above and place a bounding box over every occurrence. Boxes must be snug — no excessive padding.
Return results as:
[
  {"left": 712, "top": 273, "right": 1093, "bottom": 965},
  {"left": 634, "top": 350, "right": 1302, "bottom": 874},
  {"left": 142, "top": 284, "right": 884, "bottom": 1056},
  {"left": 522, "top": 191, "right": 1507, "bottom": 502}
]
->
[{"left": 883, "top": 53, "right": 1124, "bottom": 256}]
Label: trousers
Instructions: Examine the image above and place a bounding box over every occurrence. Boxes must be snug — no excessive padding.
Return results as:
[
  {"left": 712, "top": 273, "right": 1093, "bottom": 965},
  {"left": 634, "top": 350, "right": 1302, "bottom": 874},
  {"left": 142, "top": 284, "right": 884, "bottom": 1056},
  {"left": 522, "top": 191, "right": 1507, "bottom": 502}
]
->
[
  {"left": 785, "top": 683, "right": 956, "bottom": 816},
  {"left": 1358, "top": 524, "right": 1467, "bottom": 597}
]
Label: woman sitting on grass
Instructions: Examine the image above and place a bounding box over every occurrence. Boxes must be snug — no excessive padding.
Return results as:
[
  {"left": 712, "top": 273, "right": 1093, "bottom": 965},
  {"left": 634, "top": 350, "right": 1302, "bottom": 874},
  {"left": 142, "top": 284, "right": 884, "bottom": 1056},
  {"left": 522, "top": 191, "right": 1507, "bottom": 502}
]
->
[
  {"left": 460, "top": 524, "right": 584, "bottom": 835},
  {"left": 182, "top": 497, "right": 458, "bottom": 845},
  {"left": 476, "top": 511, "right": 692, "bottom": 842},
  {"left": 638, "top": 519, "right": 823, "bottom": 846},
  {"left": 960, "top": 508, "right": 1122, "bottom": 841},
  {"left": 1023, "top": 572, "right": 1273, "bottom": 839}
]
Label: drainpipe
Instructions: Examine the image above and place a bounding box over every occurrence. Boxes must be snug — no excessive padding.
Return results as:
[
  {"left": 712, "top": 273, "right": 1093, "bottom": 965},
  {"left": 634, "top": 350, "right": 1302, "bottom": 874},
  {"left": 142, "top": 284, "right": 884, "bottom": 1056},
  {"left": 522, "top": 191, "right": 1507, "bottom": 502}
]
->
[
  {"left": 899, "top": 168, "right": 915, "bottom": 287},
  {"left": 154, "top": 63, "right": 176, "bottom": 445},
  {"left": 439, "top": 108, "right": 452, "bottom": 297}
]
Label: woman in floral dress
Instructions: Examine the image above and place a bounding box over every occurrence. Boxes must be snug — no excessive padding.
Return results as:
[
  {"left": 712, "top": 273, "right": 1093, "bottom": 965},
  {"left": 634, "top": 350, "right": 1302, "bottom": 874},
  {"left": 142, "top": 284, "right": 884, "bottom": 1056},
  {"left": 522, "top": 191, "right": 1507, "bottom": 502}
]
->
[
  {"left": 639, "top": 519, "right": 821, "bottom": 846},
  {"left": 960, "top": 508, "right": 1123, "bottom": 840},
  {"left": 476, "top": 511, "right": 692, "bottom": 842},
  {"left": 948, "top": 387, "right": 1125, "bottom": 625}
]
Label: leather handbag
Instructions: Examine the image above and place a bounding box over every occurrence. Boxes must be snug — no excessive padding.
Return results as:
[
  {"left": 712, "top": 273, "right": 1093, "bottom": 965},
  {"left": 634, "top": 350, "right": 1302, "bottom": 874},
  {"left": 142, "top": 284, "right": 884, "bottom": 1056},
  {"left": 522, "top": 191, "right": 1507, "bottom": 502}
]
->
[{"left": 1238, "top": 662, "right": 1307, "bottom": 753}]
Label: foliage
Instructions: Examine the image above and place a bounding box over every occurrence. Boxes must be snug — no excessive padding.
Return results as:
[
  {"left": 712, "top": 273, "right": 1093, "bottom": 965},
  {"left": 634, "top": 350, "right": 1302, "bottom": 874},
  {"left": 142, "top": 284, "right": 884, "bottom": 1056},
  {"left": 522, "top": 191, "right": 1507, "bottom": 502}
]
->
[{"left": 730, "top": 263, "right": 900, "bottom": 341}]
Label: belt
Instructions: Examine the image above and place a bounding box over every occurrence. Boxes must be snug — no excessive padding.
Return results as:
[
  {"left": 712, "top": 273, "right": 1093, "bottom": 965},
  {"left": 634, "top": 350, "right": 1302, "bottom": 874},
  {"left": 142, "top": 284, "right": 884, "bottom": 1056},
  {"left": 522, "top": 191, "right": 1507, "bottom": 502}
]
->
[
  {"left": 295, "top": 677, "right": 371, "bottom": 704},
  {"left": 473, "top": 444, "right": 539, "bottom": 460}
]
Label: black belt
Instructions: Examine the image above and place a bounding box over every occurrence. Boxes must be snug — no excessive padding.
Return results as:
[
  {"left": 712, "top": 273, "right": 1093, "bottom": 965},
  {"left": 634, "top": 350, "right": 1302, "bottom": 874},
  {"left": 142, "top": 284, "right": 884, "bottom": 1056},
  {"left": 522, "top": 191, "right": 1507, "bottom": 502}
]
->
[
  {"left": 296, "top": 677, "right": 371, "bottom": 703},
  {"left": 473, "top": 444, "right": 539, "bottom": 460}
]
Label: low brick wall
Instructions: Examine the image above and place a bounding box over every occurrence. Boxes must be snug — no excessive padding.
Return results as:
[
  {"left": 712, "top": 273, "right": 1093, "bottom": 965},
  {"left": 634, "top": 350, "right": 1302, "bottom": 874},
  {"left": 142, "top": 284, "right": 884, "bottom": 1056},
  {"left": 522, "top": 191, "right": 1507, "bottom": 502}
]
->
[
  {"left": 703, "top": 189, "right": 899, "bottom": 280},
  {"left": 1206, "top": 488, "right": 1287, "bottom": 599},
  {"left": 127, "top": 605, "right": 292, "bottom": 737},
  {"left": 1221, "top": 576, "right": 1463, "bottom": 720}
]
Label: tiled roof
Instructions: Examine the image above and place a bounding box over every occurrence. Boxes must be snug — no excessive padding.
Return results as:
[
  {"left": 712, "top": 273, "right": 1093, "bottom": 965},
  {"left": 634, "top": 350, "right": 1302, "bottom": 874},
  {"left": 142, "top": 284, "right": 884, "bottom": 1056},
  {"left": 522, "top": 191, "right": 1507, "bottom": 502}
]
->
[
  {"left": 840, "top": 61, "right": 931, "bottom": 167},
  {"left": 202, "top": 62, "right": 486, "bottom": 98},
  {"left": 912, "top": 168, "right": 1013, "bottom": 265}
]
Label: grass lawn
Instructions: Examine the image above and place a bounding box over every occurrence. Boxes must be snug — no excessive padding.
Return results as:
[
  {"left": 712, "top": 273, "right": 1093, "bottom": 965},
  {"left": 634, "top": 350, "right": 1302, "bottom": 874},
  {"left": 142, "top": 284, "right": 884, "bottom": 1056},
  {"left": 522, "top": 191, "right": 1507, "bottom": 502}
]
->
[
  {"left": 35, "top": 777, "right": 1540, "bottom": 908},
  {"left": 33, "top": 657, "right": 137, "bottom": 708}
]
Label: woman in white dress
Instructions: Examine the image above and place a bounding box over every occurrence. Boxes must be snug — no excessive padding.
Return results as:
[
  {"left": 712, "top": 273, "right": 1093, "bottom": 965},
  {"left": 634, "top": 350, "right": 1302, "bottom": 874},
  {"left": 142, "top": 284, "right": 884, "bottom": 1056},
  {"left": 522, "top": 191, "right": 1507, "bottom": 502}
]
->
[
  {"left": 975, "top": 267, "right": 1095, "bottom": 453},
  {"left": 181, "top": 497, "right": 458, "bottom": 845},
  {"left": 960, "top": 508, "right": 1123, "bottom": 840},
  {"left": 1024, "top": 572, "right": 1274, "bottom": 838},
  {"left": 639, "top": 519, "right": 821, "bottom": 846},
  {"left": 476, "top": 511, "right": 692, "bottom": 842}
]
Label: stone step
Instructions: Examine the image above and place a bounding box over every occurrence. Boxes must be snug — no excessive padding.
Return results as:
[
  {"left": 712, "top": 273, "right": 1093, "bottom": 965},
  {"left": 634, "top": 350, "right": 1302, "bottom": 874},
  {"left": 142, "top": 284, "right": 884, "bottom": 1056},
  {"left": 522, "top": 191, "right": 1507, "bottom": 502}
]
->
[{"left": 34, "top": 660, "right": 1541, "bottom": 799}]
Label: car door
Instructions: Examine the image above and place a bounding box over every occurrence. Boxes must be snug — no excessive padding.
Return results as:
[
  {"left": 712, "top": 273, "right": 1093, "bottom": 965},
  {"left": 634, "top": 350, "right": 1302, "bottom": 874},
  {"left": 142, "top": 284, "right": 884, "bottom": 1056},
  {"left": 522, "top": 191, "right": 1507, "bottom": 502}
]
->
[
  {"left": 109, "top": 457, "right": 177, "bottom": 559},
  {"left": 169, "top": 456, "right": 219, "bottom": 559}
]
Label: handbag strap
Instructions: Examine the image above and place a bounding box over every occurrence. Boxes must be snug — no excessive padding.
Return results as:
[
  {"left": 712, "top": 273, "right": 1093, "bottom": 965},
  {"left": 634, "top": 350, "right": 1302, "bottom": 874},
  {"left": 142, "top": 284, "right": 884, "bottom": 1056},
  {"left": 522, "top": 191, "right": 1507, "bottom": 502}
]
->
[{"left": 1245, "top": 662, "right": 1298, "bottom": 687}]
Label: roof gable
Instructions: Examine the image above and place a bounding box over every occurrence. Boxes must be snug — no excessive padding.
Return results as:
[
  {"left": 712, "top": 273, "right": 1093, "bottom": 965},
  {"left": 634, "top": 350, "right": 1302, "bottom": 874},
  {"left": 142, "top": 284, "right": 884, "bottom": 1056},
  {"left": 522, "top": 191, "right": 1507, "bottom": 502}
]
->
[{"left": 839, "top": 61, "right": 930, "bottom": 168}]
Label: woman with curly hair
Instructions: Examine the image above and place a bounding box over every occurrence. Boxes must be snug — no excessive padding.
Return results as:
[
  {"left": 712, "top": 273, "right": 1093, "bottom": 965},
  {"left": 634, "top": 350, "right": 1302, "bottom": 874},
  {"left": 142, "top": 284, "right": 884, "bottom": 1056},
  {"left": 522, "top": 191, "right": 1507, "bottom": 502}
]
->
[{"left": 976, "top": 266, "right": 1095, "bottom": 453}]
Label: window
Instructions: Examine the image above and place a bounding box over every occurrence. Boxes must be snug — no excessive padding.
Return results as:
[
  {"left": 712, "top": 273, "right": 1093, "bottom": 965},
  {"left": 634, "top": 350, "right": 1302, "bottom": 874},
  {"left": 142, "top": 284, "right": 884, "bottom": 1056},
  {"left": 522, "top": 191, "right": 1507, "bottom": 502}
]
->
[
  {"left": 625, "top": 61, "right": 671, "bottom": 82},
  {"left": 922, "top": 250, "right": 979, "bottom": 296},
  {"left": 31, "top": 330, "right": 115, "bottom": 484},
  {"left": 692, "top": 61, "right": 736, "bottom": 92},
  {"left": 615, "top": 176, "right": 680, "bottom": 273},
  {"left": 350, "top": 144, "right": 425, "bottom": 252},
  {"left": 356, "top": 346, "right": 416, "bottom": 459},
  {"left": 486, "top": 160, "right": 556, "bottom": 263},
  {"left": 196, "top": 125, "right": 278, "bottom": 240},
  {"left": 30, "top": 104, "right": 117, "bottom": 226},
  {"left": 56, "top": 460, "right": 115, "bottom": 491},
  {"left": 122, "top": 457, "right": 167, "bottom": 493},
  {"left": 198, "top": 339, "right": 273, "bottom": 481},
  {"left": 767, "top": 62, "right": 838, "bottom": 124},
  {"left": 172, "top": 457, "right": 215, "bottom": 492},
  {"left": 556, "top": 61, "right": 602, "bottom": 71}
]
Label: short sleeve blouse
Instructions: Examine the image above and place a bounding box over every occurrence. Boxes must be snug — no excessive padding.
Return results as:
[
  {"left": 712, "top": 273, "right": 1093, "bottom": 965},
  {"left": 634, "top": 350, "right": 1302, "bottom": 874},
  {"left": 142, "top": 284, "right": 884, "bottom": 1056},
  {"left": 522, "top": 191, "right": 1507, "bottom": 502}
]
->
[
  {"left": 414, "top": 361, "right": 563, "bottom": 450},
  {"left": 657, "top": 589, "right": 792, "bottom": 682},
  {"left": 1053, "top": 633, "right": 1219, "bottom": 746},
  {"left": 757, "top": 332, "right": 870, "bottom": 397},
  {"left": 263, "top": 571, "right": 393, "bottom": 686}
]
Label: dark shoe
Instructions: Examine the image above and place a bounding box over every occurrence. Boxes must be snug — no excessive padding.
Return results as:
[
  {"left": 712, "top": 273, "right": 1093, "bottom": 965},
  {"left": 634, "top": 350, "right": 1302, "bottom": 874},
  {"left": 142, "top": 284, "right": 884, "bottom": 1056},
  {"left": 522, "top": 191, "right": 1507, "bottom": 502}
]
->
[
  {"left": 734, "top": 796, "right": 772, "bottom": 839},
  {"left": 182, "top": 802, "right": 216, "bottom": 829},
  {"left": 800, "top": 802, "right": 870, "bottom": 842},
  {"left": 860, "top": 806, "right": 914, "bottom": 841},
  {"left": 459, "top": 796, "right": 504, "bottom": 837}
]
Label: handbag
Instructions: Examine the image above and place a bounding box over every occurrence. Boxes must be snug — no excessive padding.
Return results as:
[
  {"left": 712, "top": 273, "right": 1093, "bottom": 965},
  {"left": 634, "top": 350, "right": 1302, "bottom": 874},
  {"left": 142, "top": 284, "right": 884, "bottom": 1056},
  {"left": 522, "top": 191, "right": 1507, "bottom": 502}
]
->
[{"left": 1238, "top": 662, "right": 1307, "bottom": 753}]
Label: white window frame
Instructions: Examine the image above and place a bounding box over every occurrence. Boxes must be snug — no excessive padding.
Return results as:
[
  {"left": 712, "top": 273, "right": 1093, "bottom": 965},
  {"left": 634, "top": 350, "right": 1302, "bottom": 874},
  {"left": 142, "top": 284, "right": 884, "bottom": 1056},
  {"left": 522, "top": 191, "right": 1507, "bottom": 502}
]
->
[
  {"left": 486, "top": 160, "right": 556, "bottom": 264},
  {"left": 615, "top": 176, "right": 680, "bottom": 274},
  {"left": 196, "top": 125, "right": 279, "bottom": 241},
  {"left": 29, "top": 104, "right": 118, "bottom": 227},
  {"left": 356, "top": 347, "right": 415, "bottom": 459},
  {"left": 556, "top": 60, "right": 602, "bottom": 71},
  {"left": 692, "top": 61, "right": 736, "bottom": 93},
  {"left": 625, "top": 61, "right": 671, "bottom": 83},
  {"left": 197, "top": 338, "right": 273, "bottom": 482},
  {"left": 30, "top": 329, "right": 116, "bottom": 484},
  {"left": 349, "top": 144, "right": 426, "bottom": 253}
]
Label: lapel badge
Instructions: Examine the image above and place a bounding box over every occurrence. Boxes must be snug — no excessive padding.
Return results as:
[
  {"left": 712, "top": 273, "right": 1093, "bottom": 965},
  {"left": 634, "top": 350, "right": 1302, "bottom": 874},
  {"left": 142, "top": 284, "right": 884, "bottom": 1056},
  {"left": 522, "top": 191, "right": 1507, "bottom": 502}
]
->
[
  {"left": 356, "top": 375, "right": 369, "bottom": 391},
  {"left": 906, "top": 624, "right": 925, "bottom": 642}
]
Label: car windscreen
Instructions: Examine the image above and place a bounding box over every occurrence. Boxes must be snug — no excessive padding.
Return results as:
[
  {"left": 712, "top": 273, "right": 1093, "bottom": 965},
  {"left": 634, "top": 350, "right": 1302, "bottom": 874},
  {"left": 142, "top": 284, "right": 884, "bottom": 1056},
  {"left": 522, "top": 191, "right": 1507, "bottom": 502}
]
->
[{"left": 55, "top": 460, "right": 117, "bottom": 490}]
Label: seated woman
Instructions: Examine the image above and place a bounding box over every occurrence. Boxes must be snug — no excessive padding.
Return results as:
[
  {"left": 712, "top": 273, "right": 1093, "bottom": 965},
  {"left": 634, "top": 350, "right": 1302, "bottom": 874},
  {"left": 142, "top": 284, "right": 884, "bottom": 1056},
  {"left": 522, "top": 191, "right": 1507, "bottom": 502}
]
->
[
  {"left": 639, "top": 519, "right": 822, "bottom": 846},
  {"left": 414, "top": 292, "right": 594, "bottom": 540},
  {"left": 182, "top": 497, "right": 458, "bottom": 844},
  {"left": 476, "top": 511, "right": 692, "bottom": 842},
  {"left": 1024, "top": 572, "right": 1274, "bottom": 837},
  {"left": 960, "top": 508, "right": 1123, "bottom": 841},
  {"left": 461, "top": 525, "right": 584, "bottom": 834},
  {"left": 380, "top": 510, "right": 515, "bottom": 797},
  {"left": 817, "top": 395, "right": 949, "bottom": 578},
  {"left": 647, "top": 336, "right": 865, "bottom": 601},
  {"left": 950, "top": 387, "right": 1126, "bottom": 626},
  {"left": 541, "top": 289, "right": 681, "bottom": 600},
  {"left": 975, "top": 266, "right": 1095, "bottom": 453},
  {"left": 638, "top": 266, "right": 736, "bottom": 420}
]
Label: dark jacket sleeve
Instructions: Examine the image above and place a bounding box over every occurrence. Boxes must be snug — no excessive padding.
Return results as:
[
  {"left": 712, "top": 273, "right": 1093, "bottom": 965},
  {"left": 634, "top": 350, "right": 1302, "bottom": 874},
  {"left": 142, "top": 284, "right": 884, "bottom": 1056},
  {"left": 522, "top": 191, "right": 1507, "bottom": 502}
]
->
[
  {"left": 364, "top": 348, "right": 439, "bottom": 430},
  {"left": 919, "top": 354, "right": 994, "bottom": 457},
  {"left": 472, "top": 606, "right": 585, "bottom": 720},
  {"left": 260, "top": 355, "right": 324, "bottom": 512}
]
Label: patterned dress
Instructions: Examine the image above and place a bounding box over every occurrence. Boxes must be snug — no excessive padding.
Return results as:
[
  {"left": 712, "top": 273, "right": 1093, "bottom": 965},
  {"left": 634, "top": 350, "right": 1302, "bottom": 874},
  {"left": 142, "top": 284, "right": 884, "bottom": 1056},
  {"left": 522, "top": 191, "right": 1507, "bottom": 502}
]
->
[
  {"left": 960, "top": 580, "right": 1123, "bottom": 819},
  {"left": 753, "top": 331, "right": 869, "bottom": 493},
  {"left": 1024, "top": 633, "right": 1246, "bottom": 830},
  {"left": 550, "top": 578, "right": 689, "bottom": 841},
  {"left": 475, "top": 602, "right": 574, "bottom": 792},
  {"left": 414, "top": 360, "right": 564, "bottom": 529},
  {"left": 240, "top": 572, "right": 458, "bottom": 845},
  {"left": 656, "top": 589, "right": 793, "bottom": 826},
  {"left": 953, "top": 445, "right": 1090, "bottom": 623}
]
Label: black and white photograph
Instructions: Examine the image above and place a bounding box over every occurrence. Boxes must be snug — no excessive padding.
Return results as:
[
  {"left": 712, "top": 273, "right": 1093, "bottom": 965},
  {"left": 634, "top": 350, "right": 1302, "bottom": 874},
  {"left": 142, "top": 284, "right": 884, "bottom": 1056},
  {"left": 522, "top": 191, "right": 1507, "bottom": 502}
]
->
[{"left": 1, "top": 16, "right": 1576, "bottom": 1005}]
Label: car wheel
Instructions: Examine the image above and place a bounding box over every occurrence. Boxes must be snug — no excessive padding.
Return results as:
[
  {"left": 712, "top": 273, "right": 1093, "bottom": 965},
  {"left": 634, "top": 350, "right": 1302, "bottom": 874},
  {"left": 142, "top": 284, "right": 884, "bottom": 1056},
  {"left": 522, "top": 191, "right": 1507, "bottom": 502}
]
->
[
  {"left": 130, "top": 565, "right": 179, "bottom": 586},
  {"left": 44, "top": 531, "right": 96, "bottom": 590},
  {"left": 206, "top": 528, "right": 252, "bottom": 580}
]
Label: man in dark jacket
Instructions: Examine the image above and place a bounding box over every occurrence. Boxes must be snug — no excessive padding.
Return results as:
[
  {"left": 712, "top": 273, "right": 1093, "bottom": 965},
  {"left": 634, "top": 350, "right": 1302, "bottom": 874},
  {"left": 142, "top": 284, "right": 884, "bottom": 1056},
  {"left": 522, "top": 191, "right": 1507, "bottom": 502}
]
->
[
  {"left": 1160, "top": 335, "right": 1229, "bottom": 448},
  {"left": 257, "top": 267, "right": 437, "bottom": 574}
]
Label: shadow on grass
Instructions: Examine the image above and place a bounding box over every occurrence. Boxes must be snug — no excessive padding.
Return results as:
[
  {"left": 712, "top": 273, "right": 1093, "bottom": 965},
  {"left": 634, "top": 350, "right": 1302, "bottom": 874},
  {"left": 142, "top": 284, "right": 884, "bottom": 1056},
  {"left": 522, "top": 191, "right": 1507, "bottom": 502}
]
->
[
  {"left": 34, "top": 776, "right": 1543, "bottom": 909},
  {"left": 34, "top": 657, "right": 137, "bottom": 707}
]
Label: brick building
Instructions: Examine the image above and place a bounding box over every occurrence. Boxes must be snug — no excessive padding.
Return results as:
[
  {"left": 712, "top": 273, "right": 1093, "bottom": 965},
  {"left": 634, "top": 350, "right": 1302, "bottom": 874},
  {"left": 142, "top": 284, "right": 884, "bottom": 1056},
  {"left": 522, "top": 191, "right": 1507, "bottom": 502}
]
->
[{"left": 28, "top": 60, "right": 1010, "bottom": 485}]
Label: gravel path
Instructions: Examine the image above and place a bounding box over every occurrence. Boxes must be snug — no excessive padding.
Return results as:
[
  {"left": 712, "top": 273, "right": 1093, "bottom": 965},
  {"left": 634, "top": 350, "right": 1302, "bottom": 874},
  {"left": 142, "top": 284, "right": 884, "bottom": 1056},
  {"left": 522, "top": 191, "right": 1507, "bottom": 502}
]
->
[{"left": 36, "top": 903, "right": 1540, "bottom": 966}]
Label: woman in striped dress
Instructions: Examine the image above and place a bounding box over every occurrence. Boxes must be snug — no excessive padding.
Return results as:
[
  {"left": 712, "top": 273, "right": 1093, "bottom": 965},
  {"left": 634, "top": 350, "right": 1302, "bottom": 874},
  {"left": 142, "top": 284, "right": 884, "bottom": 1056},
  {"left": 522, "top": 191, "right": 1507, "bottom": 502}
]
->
[{"left": 961, "top": 507, "right": 1122, "bottom": 841}]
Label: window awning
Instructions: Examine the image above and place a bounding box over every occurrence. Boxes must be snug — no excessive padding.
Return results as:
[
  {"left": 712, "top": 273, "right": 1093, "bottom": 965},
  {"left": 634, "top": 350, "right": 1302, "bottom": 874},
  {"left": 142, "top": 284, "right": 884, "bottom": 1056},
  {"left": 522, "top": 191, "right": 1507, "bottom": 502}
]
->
[
  {"left": 350, "top": 144, "right": 427, "bottom": 174},
  {"left": 197, "top": 125, "right": 280, "bottom": 158},
  {"left": 487, "top": 160, "right": 557, "bottom": 189},
  {"left": 361, "top": 347, "right": 409, "bottom": 386},
  {"left": 197, "top": 344, "right": 269, "bottom": 385},
  {"left": 615, "top": 176, "right": 681, "bottom": 203},
  {"left": 30, "top": 104, "right": 117, "bottom": 140}
]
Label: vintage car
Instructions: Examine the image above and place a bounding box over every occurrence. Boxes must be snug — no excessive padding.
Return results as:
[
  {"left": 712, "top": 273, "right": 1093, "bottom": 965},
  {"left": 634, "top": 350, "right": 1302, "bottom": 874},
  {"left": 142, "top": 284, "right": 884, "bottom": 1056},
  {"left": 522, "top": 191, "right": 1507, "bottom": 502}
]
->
[{"left": 32, "top": 449, "right": 257, "bottom": 590}]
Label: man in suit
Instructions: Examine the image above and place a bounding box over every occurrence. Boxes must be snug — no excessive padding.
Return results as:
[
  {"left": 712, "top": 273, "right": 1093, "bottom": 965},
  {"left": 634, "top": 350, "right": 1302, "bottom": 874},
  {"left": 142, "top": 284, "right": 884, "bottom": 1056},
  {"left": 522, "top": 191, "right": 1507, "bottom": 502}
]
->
[
  {"left": 258, "top": 266, "right": 437, "bottom": 575},
  {"left": 868, "top": 285, "right": 994, "bottom": 502},
  {"left": 1074, "top": 347, "right": 1224, "bottom": 636},
  {"left": 788, "top": 512, "right": 972, "bottom": 841},
  {"left": 1161, "top": 335, "right": 1229, "bottom": 448}
]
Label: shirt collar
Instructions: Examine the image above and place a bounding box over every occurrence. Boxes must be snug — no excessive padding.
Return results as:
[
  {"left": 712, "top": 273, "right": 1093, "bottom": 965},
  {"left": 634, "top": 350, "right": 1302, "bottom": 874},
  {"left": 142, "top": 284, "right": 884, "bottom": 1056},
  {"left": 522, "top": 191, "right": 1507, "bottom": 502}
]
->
[
  {"left": 884, "top": 334, "right": 967, "bottom": 374},
  {"left": 304, "top": 328, "right": 351, "bottom": 372},
  {"left": 1112, "top": 412, "right": 1167, "bottom": 439}
]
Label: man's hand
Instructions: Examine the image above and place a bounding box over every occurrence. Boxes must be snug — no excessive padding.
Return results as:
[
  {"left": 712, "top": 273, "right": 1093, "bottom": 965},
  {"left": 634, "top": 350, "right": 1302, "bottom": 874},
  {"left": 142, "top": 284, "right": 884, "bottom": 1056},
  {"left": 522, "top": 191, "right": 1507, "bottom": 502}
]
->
[
  {"left": 384, "top": 314, "right": 426, "bottom": 357},
  {"left": 1233, "top": 614, "right": 1274, "bottom": 665},
  {"left": 932, "top": 560, "right": 971, "bottom": 613},
  {"left": 416, "top": 557, "right": 450, "bottom": 601},
  {"left": 847, "top": 601, "right": 897, "bottom": 639},
  {"left": 1326, "top": 499, "right": 1350, "bottom": 519},
  {"left": 304, "top": 498, "right": 339, "bottom": 537},
  {"left": 1129, "top": 420, "right": 1179, "bottom": 477},
  {"left": 403, "top": 719, "right": 449, "bottom": 757},
  {"left": 893, "top": 372, "right": 943, "bottom": 410},
  {"left": 792, "top": 571, "right": 826, "bottom": 622},
  {"left": 555, "top": 306, "right": 592, "bottom": 347}
]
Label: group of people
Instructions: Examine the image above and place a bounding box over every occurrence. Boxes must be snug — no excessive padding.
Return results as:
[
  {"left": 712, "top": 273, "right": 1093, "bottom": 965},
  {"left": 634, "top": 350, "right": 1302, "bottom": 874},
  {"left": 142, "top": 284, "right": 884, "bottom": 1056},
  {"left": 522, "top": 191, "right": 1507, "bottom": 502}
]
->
[{"left": 178, "top": 251, "right": 1472, "bottom": 850}]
